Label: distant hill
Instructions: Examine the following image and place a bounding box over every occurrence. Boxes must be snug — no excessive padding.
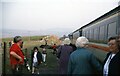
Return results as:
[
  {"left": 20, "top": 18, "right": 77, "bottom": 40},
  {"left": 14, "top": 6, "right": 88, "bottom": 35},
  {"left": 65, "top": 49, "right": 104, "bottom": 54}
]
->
[
  {"left": 1, "top": 28, "right": 72, "bottom": 38},
  {"left": 2, "top": 29, "right": 42, "bottom": 38}
]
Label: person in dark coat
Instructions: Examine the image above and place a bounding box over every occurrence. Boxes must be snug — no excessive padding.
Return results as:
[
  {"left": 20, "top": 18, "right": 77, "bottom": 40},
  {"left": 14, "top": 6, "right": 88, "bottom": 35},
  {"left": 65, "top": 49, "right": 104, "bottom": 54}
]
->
[
  {"left": 9, "top": 41, "right": 12, "bottom": 47},
  {"left": 69, "top": 43, "right": 77, "bottom": 52},
  {"left": 103, "top": 36, "right": 120, "bottom": 76},
  {"left": 68, "top": 36, "right": 102, "bottom": 75},
  {"left": 31, "top": 47, "right": 43, "bottom": 74},
  {"left": 57, "top": 38, "right": 73, "bottom": 74}
]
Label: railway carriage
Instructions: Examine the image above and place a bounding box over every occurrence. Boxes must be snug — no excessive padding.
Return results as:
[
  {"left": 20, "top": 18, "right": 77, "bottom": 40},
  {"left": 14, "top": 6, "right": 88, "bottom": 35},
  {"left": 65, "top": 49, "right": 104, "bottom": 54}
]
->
[{"left": 69, "top": 6, "right": 120, "bottom": 44}]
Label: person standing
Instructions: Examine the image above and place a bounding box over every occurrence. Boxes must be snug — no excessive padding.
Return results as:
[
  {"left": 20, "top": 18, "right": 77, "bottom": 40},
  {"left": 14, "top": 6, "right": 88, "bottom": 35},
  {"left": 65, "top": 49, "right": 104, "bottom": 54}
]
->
[
  {"left": 57, "top": 38, "right": 73, "bottom": 74},
  {"left": 68, "top": 36, "right": 102, "bottom": 75},
  {"left": 10, "top": 36, "right": 24, "bottom": 76},
  {"left": 9, "top": 41, "right": 12, "bottom": 48},
  {"left": 31, "top": 47, "right": 43, "bottom": 74},
  {"left": 42, "top": 48, "right": 47, "bottom": 65},
  {"left": 103, "top": 36, "right": 120, "bottom": 76},
  {"left": 52, "top": 44, "right": 57, "bottom": 55}
]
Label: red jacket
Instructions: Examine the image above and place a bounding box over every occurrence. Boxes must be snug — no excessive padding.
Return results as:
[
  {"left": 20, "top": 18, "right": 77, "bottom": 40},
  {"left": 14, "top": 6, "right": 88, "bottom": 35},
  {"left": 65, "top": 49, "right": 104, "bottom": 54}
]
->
[{"left": 10, "top": 43, "right": 24, "bottom": 66}]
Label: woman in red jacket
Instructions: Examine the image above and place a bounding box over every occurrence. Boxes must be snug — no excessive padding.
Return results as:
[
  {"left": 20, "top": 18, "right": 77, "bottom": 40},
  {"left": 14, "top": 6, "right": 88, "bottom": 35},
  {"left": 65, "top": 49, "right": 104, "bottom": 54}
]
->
[{"left": 10, "top": 36, "right": 24, "bottom": 76}]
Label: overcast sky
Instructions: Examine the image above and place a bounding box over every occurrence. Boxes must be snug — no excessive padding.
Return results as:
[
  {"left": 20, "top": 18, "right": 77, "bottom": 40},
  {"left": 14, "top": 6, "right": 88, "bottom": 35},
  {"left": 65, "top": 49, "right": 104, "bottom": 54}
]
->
[{"left": 1, "top": 0, "right": 120, "bottom": 37}]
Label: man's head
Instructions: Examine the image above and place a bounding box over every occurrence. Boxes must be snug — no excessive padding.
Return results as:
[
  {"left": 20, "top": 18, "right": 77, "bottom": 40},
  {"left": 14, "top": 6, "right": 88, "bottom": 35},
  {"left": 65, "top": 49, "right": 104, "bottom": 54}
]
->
[
  {"left": 75, "top": 36, "right": 89, "bottom": 48},
  {"left": 43, "top": 48, "right": 46, "bottom": 51},
  {"left": 13, "top": 36, "right": 23, "bottom": 47},
  {"left": 14, "top": 36, "right": 22, "bottom": 43},
  {"left": 108, "top": 36, "right": 120, "bottom": 53}
]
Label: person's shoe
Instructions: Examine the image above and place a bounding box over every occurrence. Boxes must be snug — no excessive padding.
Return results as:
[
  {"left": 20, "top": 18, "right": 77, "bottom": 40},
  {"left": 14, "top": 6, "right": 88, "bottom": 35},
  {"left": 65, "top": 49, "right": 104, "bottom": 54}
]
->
[
  {"left": 37, "top": 72, "right": 40, "bottom": 74},
  {"left": 32, "top": 71, "right": 34, "bottom": 74}
]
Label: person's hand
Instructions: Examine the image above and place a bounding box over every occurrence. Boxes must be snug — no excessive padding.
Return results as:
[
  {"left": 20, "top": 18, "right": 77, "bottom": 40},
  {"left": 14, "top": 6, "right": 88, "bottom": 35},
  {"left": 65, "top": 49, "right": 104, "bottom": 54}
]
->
[{"left": 19, "top": 56, "right": 23, "bottom": 62}]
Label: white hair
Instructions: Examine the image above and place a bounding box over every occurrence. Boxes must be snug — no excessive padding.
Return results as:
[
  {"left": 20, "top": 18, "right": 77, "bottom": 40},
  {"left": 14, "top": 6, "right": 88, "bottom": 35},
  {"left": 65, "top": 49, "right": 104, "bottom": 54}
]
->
[
  {"left": 75, "top": 36, "right": 89, "bottom": 48},
  {"left": 63, "top": 38, "right": 71, "bottom": 45}
]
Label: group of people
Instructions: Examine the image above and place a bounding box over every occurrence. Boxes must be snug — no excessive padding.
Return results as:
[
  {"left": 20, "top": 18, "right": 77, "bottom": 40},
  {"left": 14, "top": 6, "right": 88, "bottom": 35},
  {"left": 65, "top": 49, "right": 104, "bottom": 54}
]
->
[
  {"left": 9, "top": 36, "right": 47, "bottom": 75},
  {"left": 9, "top": 35, "right": 120, "bottom": 76},
  {"left": 57, "top": 36, "right": 120, "bottom": 76},
  {"left": 30, "top": 46, "right": 47, "bottom": 74}
]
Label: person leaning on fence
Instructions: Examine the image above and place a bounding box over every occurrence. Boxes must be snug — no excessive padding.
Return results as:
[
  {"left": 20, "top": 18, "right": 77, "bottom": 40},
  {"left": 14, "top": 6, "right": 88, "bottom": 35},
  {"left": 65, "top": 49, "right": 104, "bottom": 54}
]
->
[
  {"left": 68, "top": 36, "right": 102, "bottom": 75},
  {"left": 31, "top": 46, "right": 43, "bottom": 74},
  {"left": 9, "top": 36, "right": 24, "bottom": 76},
  {"left": 103, "top": 36, "right": 120, "bottom": 76},
  {"left": 57, "top": 38, "right": 73, "bottom": 74}
]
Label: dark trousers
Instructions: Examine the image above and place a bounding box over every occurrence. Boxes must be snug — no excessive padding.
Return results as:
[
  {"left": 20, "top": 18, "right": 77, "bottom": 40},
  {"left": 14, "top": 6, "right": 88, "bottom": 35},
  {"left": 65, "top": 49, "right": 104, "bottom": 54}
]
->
[{"left": 11, "top": 64, "right": 23, "bottom": 76}]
